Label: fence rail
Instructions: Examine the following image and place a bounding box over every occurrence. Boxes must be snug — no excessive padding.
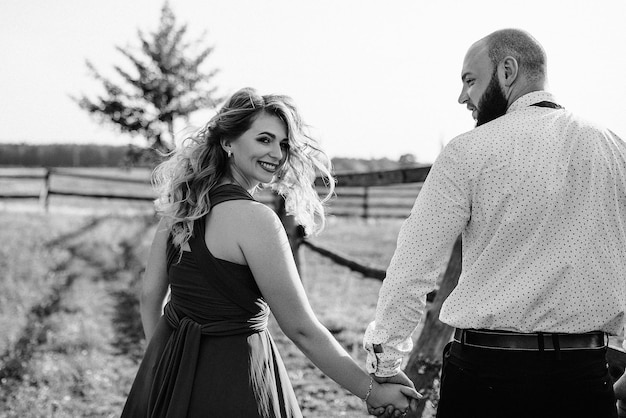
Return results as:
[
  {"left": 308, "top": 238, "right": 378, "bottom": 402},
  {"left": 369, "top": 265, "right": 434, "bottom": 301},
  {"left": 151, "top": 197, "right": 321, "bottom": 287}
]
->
[
  {"left": 51, "top": 168, "right": 152, "bottom": 185},
  {"left": 0, "top": 173, "right": 47, "bottom": 179}
]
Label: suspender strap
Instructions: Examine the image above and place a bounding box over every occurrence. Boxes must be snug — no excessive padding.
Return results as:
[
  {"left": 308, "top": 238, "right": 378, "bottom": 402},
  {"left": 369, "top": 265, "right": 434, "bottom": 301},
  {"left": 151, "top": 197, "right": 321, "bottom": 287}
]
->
[
  {"left": 531, "top": 101, "right": 564, "bottom": 109},
  {"left": 552, "top": 333, "right": 562, "bottom": 360}
]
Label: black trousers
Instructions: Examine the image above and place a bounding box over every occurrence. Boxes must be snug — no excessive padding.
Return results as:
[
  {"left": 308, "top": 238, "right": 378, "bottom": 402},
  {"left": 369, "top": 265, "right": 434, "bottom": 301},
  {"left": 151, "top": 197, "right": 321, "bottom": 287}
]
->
[{"left": 436, "top": 341, "right": 617, "bottom": 418}]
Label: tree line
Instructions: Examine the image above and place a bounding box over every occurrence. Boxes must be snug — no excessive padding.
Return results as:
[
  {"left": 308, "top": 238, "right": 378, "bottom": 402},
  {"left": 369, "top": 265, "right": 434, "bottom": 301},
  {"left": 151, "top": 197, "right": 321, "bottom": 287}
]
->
[
  {"left": 0, "top": 143, "right": 420, "bottom": 173},
  {"left": 0, "top": 143, "right": 153, "bottom": 168}
]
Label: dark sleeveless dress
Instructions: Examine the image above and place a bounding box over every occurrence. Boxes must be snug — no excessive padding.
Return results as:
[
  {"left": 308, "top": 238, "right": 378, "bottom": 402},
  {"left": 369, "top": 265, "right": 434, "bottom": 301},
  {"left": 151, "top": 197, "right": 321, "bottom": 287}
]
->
[{"left": 121, "top": 184, "right": 302, "bottom": 418}]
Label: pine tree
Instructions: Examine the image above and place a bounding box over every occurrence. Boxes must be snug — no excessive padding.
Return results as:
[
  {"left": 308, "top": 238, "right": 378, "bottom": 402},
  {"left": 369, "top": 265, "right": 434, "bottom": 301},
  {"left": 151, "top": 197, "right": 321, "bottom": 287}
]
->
[{"left": 73, "top": 1, "right": 222, "bottom": 155}]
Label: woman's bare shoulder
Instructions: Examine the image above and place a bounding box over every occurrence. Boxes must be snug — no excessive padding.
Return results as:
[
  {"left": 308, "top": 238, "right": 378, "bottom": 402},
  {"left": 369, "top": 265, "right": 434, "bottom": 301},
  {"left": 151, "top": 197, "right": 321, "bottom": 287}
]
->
[
  {"left": 217, "top": 199, "right": 278, "bottom": 218},
  {"left": 212, "top": 200, "right": 282, "bottom": 233}
]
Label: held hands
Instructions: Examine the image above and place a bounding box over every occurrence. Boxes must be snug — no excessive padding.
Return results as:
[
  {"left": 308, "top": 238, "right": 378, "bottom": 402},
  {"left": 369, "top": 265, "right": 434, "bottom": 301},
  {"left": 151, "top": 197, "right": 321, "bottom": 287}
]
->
[
  {"left": 619, "top": 400, "right": 626, "bottom": 418},
  {"left": 366, "top": 371, "right": 422, "bottom": 417}
]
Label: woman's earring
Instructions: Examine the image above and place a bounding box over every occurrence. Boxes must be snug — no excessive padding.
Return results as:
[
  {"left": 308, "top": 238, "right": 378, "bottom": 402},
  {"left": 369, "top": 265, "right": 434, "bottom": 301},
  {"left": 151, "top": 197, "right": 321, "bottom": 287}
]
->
[{"left": 227, "top": 150, "right": 232, "bottom": 158}]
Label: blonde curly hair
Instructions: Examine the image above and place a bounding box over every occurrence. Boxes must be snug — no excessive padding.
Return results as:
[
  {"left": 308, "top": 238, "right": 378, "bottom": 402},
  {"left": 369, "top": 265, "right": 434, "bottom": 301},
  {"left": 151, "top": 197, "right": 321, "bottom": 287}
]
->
[{"left": 152, "top": 87, "right": 335, "bottom": 252}]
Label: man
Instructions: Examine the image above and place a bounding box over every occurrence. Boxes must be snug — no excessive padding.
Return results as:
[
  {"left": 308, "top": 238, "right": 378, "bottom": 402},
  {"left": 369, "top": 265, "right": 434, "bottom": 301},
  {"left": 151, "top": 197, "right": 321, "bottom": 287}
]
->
[{"left": 364, "top": 28, "right": 626, "bottom": 418}]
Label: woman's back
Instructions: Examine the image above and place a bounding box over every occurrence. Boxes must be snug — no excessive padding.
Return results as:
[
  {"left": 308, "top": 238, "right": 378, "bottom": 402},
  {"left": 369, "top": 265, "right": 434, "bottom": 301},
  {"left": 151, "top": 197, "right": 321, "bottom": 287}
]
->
[
  {"left": 122, "top": 184, "right": 302, "bottom": 417},
  {"left": 167, "top": 184, "right": 268, "bottom": 324}
]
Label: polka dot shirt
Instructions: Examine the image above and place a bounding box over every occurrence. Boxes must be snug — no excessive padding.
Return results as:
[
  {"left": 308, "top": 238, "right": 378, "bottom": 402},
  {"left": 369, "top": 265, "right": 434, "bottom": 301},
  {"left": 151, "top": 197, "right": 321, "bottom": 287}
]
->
[{"left": 364, "top": 91, "right": 626, "bottom": 376}]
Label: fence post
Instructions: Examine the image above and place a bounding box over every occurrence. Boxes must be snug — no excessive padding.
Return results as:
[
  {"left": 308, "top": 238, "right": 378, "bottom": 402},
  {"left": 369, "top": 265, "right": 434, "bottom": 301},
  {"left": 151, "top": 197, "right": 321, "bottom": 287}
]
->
[
  {"left": 404, "top": 235, "right": 462, "bottom": 418},
  {"left": 362, "top": 186, "right": 369, "bottom": 220},
  {"left": 39, "top": 168, "right": 50, "bottom": 212},
  {"left": 274, "top": 194, "right": 305, "bottom": 280}
]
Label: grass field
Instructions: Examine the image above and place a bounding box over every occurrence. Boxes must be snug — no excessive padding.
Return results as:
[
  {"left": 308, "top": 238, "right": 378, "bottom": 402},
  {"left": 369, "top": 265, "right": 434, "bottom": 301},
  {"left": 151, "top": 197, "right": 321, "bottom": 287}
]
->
[{"left": 0, "top": 203, "right": 437, "bottom": 418}]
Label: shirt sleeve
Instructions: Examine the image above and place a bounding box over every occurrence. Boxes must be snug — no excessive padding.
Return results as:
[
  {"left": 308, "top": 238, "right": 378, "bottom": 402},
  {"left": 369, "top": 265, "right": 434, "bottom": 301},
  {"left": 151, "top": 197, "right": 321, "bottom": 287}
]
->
[{"left": 363, "top": 138, "right": 473, "bottom": 376}]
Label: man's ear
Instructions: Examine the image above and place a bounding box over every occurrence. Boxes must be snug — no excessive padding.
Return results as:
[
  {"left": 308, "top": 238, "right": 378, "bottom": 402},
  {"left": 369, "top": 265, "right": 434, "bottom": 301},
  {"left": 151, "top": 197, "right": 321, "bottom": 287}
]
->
[{"left": 499, "top": 56, "right": 519, "bottom": 87}]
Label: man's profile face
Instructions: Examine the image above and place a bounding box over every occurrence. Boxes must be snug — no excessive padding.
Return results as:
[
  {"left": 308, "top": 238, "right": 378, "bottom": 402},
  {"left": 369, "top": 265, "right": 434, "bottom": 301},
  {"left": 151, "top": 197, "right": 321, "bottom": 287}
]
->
[{"left": 458, "top": 43, "right": 508, "bottom": 126}]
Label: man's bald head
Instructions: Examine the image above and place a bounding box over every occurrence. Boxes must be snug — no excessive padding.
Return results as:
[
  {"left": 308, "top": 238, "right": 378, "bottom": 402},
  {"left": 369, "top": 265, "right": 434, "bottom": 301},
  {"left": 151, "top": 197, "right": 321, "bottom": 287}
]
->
[{"left": 479, "top": 28, "right": 547, "bottom": 85}]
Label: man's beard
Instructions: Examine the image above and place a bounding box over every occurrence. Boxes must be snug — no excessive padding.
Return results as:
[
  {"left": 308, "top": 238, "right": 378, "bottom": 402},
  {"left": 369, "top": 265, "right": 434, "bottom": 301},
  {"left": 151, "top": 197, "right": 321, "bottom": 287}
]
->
[{"left": 476, "top": 70, "right": 508, "bottom": 127}]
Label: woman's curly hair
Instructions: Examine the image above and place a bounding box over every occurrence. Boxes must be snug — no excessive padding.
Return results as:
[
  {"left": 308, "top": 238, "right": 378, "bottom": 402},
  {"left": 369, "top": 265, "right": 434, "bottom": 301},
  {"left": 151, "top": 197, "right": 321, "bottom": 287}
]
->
[{"left": 152, "top": 87, "right": 335, "bottom": 252}]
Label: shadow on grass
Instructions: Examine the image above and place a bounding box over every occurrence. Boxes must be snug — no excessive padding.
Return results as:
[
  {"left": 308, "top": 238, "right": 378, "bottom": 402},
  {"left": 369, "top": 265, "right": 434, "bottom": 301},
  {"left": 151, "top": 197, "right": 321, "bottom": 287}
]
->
[
  {"left": 108, "top": 230, "right": 149, "bottom": 362},
  {"left": 0, "top": 271, "right": 75, "bottom": 383},
  {"left": 109, "top": 288, "right": 145, "bottom": 362},
  {"left": 44, "top": 216, "right": 107, "bottom": 248}
]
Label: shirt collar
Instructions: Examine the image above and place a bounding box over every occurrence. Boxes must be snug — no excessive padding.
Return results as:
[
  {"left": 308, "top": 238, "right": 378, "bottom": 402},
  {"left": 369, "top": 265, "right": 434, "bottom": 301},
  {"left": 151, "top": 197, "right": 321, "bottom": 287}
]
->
[{"left": 506, "top": 91, "right": 558, "bottom": 114}]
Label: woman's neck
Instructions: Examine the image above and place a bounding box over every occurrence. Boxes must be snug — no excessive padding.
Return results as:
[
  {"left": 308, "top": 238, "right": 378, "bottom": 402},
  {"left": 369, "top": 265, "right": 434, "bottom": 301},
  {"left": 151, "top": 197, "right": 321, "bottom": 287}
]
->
[{"left": 216, "top": 177, "right": 258, "bottom": 196}]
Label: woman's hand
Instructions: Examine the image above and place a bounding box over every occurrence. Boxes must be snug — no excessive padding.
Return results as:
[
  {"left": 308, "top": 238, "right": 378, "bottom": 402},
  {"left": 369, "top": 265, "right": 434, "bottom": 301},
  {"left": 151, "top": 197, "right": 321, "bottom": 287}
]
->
[
  {"left": 366, "top": 381, "right": 420, "bottom": 417},
  {"left": 367, "top": 371, "right": 422, "bottom": 417},
  {"left": 615, "top": 371, "right": 626, "bottom": 418}
]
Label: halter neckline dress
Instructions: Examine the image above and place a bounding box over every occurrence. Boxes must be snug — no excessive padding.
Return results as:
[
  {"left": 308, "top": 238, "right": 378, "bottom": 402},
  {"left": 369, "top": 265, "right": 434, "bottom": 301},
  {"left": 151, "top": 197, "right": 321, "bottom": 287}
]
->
[{"left": 122, "top": 184, "right": 301, "bottom": 417}]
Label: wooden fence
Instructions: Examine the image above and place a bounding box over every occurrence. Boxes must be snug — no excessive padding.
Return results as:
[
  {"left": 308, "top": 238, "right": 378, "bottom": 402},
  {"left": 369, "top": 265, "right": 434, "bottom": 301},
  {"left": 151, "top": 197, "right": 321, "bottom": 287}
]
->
[
  {"left": 0, "top": 167, "right": 155, "bottom": 211},
  {"left": 0, "top": 167, "right": 426, "bottom": 218}
]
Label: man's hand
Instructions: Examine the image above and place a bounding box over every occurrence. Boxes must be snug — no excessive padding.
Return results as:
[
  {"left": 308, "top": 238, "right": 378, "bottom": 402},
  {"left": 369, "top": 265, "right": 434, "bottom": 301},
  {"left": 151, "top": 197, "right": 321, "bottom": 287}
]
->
[
  {"left": 372, "top": 371, "right": 416, "bottom": 388},
  {"left": 367, "top": 371, "right": 422, "bottom": 417}
]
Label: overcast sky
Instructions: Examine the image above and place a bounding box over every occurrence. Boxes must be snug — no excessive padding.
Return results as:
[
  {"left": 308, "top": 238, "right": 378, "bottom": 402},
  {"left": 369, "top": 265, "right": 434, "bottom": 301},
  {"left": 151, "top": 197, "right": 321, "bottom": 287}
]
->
[{"left": 1, "top": 0, "right": 625, "bottom": 162}]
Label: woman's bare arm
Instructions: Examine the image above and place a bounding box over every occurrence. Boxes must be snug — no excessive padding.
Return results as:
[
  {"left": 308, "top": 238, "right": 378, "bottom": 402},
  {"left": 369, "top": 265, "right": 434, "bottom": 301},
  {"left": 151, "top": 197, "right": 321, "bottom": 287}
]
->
[
  {"left": 236, "top": 203, "right": 417, "bottom": 409},
  {"left": 140, "top": 218, "right": 170, "bottom": 341}
]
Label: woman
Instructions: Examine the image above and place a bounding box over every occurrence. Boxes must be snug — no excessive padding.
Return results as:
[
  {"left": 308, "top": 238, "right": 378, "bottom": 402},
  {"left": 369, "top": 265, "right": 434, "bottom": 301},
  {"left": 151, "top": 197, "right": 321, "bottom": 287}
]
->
[{"left": 121, "top": 88, "right": 418, "bottom": 417}]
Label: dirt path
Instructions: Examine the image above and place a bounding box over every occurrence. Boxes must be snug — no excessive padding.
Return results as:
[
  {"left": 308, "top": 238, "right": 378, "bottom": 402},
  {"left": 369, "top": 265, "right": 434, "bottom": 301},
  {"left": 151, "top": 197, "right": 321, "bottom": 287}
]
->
[{"left": 0, "top": 214, "right": 154, "bottom": 417}]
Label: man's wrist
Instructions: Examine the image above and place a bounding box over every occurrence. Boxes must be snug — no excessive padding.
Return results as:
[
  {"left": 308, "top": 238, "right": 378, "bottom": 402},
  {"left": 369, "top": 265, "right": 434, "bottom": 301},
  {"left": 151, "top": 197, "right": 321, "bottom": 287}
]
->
[{"left": 371, "top": 374, "right": 395, "bottom": 384}]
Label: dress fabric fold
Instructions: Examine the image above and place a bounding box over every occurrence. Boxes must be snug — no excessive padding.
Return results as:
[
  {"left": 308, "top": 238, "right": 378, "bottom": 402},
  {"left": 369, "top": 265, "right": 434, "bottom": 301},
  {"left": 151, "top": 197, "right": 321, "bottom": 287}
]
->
[{"left": 122, "top": 184, "right": 301, "bottom": 418}]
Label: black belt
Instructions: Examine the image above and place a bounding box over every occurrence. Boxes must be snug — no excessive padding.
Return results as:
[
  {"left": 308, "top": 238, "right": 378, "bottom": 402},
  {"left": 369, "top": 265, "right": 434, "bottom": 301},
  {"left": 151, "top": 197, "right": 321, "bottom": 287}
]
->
[{"left": 454, "top": 329, "right": 606, "bottom": 351}]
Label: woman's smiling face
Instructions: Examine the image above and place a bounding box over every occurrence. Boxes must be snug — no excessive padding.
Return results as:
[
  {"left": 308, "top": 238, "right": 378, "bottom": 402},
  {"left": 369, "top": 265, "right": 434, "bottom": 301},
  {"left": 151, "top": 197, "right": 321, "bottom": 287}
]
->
[{"left": 226, "top": 112, "right": 290, "bottom": 189}]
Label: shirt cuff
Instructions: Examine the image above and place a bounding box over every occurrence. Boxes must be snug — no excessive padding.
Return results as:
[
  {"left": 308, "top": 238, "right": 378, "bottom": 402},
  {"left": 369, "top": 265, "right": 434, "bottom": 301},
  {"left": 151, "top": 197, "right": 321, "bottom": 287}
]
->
[{"left": 363, "top": 321, "right": 403, "bottom": 377}]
